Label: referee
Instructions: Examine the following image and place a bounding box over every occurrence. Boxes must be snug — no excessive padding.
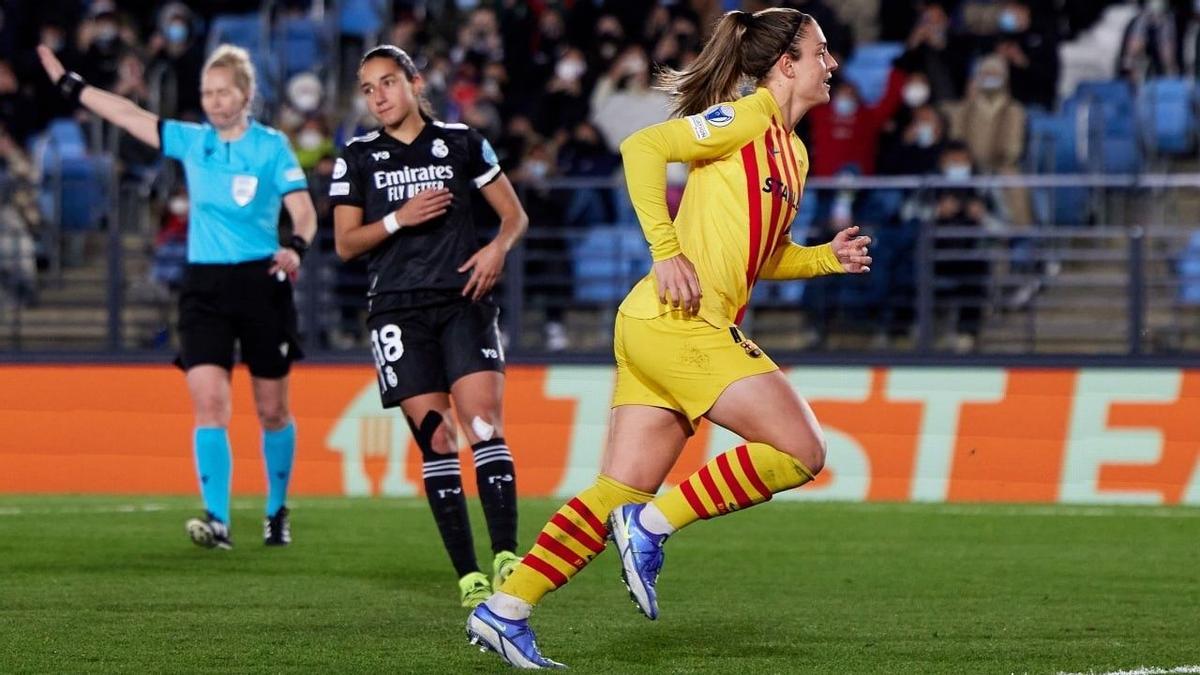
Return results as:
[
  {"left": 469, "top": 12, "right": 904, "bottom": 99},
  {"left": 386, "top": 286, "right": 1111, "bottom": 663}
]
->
[{"left": 39, "top": 44, "right": 318, "bottom": 550}]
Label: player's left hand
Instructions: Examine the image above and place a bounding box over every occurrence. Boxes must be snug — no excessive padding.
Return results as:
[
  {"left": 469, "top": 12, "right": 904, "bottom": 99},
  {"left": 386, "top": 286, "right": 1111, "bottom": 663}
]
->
[
  {"left": 832, "top": 225, "right": 872, "bottom": 273},
  {"left": 269, "top": 248, "right": 301, "bottom": 278},
  {"left": 459, "top": 241, "right": 505, "bottom": 300}
]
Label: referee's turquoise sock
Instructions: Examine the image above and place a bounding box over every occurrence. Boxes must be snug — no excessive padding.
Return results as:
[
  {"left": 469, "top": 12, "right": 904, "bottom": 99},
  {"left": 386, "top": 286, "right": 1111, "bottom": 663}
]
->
[
  {"left": 194, "top": 427, "right": 232, "bottom": 525},
  {"left": 263, "top": 422, "right": 295, "bottom": 517}
]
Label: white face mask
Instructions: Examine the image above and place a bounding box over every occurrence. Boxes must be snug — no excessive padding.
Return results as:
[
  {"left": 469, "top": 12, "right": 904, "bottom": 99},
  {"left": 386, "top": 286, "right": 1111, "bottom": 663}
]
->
[
  {"left": 555, "top": 59, "right": 585, "bottom": 82},
  {"left": 915, "top": 123, "right": 936, "bottom": 148},
  {"left": 978, "top": 75, "right": 1004, "bottom": 91},
  {"left": 833, "top": 95, "right": 858, "bottom": 117},
  {"left": 526, "top": 159, "right": 549, "bottom": 179},
  {"left": 298, "top": 129, "right": 323, "bottom": 151},
  {"left": 168, "top": 197, "right": 188, "bottom": 216},
  {"left": 903, "top": 81, "right": 930, "bottom": 108},
  {"left": 944, "top": 163, "right": 972, "bottom": 180}
]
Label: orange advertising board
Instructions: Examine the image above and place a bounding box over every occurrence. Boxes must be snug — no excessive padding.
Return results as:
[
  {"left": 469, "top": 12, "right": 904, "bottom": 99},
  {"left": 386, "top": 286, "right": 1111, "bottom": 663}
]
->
[{"left": 1, "top": 364, "right": 1197, "bottom": 504}]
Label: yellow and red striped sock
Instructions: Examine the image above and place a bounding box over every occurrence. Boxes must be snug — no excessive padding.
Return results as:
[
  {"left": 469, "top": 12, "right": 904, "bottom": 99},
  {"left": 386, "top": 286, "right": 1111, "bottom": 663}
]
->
[
  {"left": 653, "top": 442, "right": 813, "bottom": 531},
  {"left": 499, "top": 474, "right": 653, "bottom": 606}
]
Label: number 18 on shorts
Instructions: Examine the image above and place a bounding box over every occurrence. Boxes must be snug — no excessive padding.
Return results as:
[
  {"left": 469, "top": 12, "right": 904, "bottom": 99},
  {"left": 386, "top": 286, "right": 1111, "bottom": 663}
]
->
[{"left": 366, "top": 302, "right": 506, "bottom": 408}]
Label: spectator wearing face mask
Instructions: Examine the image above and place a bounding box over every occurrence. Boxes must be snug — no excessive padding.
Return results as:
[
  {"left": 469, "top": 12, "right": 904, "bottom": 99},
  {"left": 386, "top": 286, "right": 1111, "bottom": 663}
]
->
[
  {"left": 537, "top": 47, "right": 592, "bottom": 138},
  {"left": 894, "top": 2, "right": 973, "bottom": 102},
  {"left": 1119, "top": 0, "right": 1180, "bottom": 84},
  {"left": 147, "top": 2, "right": 204, "bottom": 119},
  {"left": 943, "top": 54, "right": 1032, "bottom": 226},
  {"left": 878, "top": 71, "right": 938, "bottom": 174},
  {"left": 78, "top": 3, "right": 134, "bottom": 92},
  {"left": 589, "top": 45, "right": 671, "bottom": 154},
  {"left": 807, "top": 68, "right": 907, "bottom": 177},
  {"left": 901, "top": 142, "right": 1000, "bottom": 352},
  {"left": 990, "top": 0, "right": 1060, "bottom": 111},
  {"left": 291, "top": 116, "right": 334, "bottom": 171},
  {"left": 879, "top": 102, "right": 948, "bottom": 176}
]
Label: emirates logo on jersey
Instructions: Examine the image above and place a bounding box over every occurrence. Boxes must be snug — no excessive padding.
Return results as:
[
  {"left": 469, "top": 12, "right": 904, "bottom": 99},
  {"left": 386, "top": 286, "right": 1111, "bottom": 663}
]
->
[{"left": 373, "top": 164, "right": 456, "bottom": 202}]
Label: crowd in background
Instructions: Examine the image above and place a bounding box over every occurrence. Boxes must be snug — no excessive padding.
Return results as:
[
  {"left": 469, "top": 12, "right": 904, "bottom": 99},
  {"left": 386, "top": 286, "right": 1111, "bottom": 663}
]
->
[{"left": 0, "top": 0, "right": 1194, "bottom": 351}]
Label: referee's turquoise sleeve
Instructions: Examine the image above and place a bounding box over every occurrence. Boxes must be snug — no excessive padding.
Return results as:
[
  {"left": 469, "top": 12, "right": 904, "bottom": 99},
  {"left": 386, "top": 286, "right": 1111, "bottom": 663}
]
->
[{"left": 274, "top": 137, "right": 308, "bottom": 194}]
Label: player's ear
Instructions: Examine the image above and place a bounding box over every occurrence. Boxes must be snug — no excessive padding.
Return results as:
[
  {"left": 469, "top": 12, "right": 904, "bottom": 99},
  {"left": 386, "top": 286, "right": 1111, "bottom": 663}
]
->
[{"left": 410, "top": 72, "right": 425, "bottom": 97}]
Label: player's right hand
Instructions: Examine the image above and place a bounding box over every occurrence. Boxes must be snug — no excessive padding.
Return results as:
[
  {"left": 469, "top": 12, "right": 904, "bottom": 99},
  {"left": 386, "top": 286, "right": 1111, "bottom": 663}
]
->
[
  {"left": 37, "top": 45, "right": 65, "bottom": 83},
  {"left": 652, "top": 253, "right": 702, "bottom": 315},
  {"left": 390, "top": 187, "right": 452, "bottom": 229}
]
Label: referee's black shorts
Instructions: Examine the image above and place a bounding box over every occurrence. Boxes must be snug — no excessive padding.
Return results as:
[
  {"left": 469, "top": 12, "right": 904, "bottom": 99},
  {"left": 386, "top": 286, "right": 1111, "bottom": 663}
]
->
[{"left": 176, "top": 258, "right": 304, "bottom": 378}]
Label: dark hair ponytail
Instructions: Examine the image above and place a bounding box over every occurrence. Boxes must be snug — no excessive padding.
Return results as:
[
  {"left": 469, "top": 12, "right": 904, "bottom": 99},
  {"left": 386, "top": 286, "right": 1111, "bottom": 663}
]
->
[{"left": 656, "top": 9, "right": 812, "bottom": 117}]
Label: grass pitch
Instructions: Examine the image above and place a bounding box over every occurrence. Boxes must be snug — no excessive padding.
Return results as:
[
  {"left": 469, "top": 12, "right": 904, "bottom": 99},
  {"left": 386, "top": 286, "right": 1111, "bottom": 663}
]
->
[{"left": 1, "top": 496, "right": 1197, "bottom": 674}]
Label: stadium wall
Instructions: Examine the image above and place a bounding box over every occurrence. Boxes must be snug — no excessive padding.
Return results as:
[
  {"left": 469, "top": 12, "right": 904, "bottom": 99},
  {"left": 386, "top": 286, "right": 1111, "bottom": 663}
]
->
[{"left": 1, "top": 365, "right": 1197, "bottom": 505}]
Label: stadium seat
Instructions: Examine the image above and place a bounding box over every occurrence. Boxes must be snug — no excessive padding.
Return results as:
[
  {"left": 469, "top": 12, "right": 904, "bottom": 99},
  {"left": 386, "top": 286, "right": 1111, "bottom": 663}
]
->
[
  {"left": 274, "top": 16, "right": 325, "bottom": 79},
  {"left": 31, "top": 119, "right": 108, "bottom": 232},
  {"left": 1137, "top": 77, "right": 1197, "bottom": 156},
  {"left": 207, "top": 13, "right": 264, "bottom": 52},
  {"left": 839, "top": 42, "right": 903, "bottom": 104},
  {"left": 1178, "top": 231, "right": 1200, "bottom": 306},
  {"left": 572, "top": 224, "right": 651, "bottom": 304},
  {"left": 1025, "top": 109, "right": 1089, "bottom": 225},
  {"left": 339, "top": 0, "right": 385, "bottom": 38}
]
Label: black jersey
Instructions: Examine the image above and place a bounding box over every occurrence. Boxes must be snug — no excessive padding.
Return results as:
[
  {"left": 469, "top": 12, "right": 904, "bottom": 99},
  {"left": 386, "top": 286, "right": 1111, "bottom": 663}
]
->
[{"left": 329, "top": 119, "right": 502, "bottom": 312}]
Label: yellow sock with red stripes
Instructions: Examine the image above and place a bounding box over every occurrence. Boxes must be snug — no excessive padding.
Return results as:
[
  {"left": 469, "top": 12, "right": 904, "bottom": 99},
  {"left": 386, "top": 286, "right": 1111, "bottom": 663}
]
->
[
  {"left": 653, "top": 442, "right": 813, "bottom": 531},
  {"left": 499, "top": 474, "right": 654, "bottom": 606}
]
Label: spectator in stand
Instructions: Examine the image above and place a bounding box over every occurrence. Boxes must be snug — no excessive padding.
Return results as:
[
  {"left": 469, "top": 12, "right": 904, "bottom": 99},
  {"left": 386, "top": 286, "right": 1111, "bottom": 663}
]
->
[
  {"left": 536, "top": 47, "right": 592, "bottom": 138},
  {"left": 146, "top": 2, "right": 204, "bottom": 120},
  {"left": 0, "top": 60, "right": 37, "bottom": 145},
  {"left": 879, "top": 102, "right": 949, "bottom": 175},
  {"left": 901, "top": 142, "right": 1000, "bottom": 353},
  {"left": 1118, "top": 0, "right": 1180, "bottom": 84},
  {"left": 26, "top": 21, "right": 81, "bottom": 126},
  {"left": 943, "top": 53, "right": 1032, "bottom": 226},
  {"left": 894, "top": 1, "right": 973, "bottom": 102},
  {"left": 589, "top": 45, "right": 671, "bottom": 154},
  {"left": 77, "top": 1, "right": 137, "bottom": 92},
  {"left": 806, "top": 70, "right": 906, "bottom": 176},
  {"left": 291, "top": 115, "right": 334, "bottom": 171},
  {"left": 0, "top": 126, "right": 40, "bottom": 307},
  {"left": 991, "top": 0, "right": 1060, "bottom": 111},
  {"left": 878, "top": 71, "right": 939, "bottom": 173}
]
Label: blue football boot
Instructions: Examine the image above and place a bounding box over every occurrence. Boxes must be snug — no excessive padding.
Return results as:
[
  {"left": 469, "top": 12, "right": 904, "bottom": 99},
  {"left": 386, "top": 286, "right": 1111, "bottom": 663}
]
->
[
  {"left": 608, "top": 503, "right": 667, "bottom": 620},
  {"left": 466, "top": 603, "right": 565, "bottom": 669}
]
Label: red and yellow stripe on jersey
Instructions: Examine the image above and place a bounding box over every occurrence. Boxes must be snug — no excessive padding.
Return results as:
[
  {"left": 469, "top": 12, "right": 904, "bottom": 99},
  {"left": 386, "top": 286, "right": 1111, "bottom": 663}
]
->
[{"left": 619, "top": 87, "right": 843, "bottom": 328}]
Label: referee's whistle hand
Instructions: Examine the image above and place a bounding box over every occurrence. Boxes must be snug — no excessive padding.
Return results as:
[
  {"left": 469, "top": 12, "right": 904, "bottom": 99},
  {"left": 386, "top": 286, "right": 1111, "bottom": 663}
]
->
[{"left": 269, "top": 248, "right": 301, "bottom": 277}]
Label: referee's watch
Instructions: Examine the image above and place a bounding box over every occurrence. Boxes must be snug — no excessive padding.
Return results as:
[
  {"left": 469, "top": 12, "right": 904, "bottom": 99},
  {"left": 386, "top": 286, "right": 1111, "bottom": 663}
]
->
[{"left": 286, "top": 235, "right": 310, "bottom": 261}]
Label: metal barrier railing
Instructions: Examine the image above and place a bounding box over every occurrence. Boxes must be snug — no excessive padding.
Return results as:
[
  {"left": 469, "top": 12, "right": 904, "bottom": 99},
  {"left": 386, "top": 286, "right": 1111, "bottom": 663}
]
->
[{"left": 5, "top": 173, "right": 1200, "bottom": 359}]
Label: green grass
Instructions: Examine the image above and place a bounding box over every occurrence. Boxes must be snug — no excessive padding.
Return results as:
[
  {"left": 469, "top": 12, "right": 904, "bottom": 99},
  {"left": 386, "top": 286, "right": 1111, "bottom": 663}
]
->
[{"left": 1, "top": 497, "right": 1198, "bottom": 674}]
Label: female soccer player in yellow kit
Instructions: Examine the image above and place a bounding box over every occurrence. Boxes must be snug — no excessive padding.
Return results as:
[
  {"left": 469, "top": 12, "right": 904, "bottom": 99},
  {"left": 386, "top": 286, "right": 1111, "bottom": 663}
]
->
[{"left": 468, "top": 9, "right": 872, "bottom": 667}]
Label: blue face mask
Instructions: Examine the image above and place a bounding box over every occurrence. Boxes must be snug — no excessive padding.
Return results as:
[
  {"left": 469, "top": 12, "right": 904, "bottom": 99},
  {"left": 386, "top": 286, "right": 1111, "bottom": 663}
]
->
[
  {"left": 833, "top": 96, "right": 857, "bottom": 118},
  {"left": 998, "top": 10, "right": 1020, "bottom": 33},
  {"left": 915, "top": 123, "right": 936, "bottom": 148},
  {"left": 944, "top": 164, "right": 972, "bottom": 181},
  {"left": 166, "top": 22, "right": 188, "bottom": 44}
]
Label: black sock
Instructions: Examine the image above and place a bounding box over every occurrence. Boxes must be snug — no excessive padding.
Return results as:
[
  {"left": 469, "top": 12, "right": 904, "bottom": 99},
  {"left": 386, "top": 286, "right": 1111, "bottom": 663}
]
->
[
  {"left": 471, "top": 437, "right": 518, "bottom": 554},
  {"left": 422, "top": 454, "right": 479, "bottom": 578}
]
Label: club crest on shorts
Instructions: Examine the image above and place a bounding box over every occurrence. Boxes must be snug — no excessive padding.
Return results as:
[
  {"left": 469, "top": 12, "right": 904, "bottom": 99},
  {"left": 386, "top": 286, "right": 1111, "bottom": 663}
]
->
[
  {"left": 431, "top": 139, "right": 449, "bottom": 158},
  {"left": 232, "top": 175, "right": 258, "bottom": 206}
]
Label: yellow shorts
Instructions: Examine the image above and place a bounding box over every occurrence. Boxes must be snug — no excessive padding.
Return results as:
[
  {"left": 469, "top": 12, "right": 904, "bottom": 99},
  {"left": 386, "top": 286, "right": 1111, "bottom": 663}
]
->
[{"left": 612, "top": 311, "right": 779, "bottom": 431}]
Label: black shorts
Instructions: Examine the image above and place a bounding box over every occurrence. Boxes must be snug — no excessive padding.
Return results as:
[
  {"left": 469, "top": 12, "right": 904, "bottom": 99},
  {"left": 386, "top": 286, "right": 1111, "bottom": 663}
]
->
[
  {"left": 366, "top": 299, "right": 505, "bottom": 408},
  {"left": 176, "top": 259, "right": 304, "bottom": 378}
]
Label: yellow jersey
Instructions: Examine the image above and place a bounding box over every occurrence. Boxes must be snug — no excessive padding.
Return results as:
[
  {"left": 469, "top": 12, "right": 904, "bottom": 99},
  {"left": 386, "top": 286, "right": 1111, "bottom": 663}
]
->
[{"left": 618, "top": 87, "right": 843, "bottom": 328}]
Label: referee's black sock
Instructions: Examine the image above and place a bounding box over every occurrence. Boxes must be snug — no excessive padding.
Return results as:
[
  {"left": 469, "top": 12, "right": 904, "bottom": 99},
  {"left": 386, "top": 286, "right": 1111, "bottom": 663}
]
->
[
  {"left": 471, "top": 437, "right": 518, "bottom": 554},
  {"left": 422, "top": 453, "right": 480, "bottom": 578}
]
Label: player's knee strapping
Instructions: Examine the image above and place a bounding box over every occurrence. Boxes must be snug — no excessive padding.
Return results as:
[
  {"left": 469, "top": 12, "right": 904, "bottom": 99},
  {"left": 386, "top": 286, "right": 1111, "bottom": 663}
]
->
[
  {"left": 500, "top": 474, "right": 654, "bottom": 605},
  {"left": 408, "top": 410, "right": 479, "bottom": 577},
  {"left": 653, "top": 442, "right": 814, "bottom": 531}
]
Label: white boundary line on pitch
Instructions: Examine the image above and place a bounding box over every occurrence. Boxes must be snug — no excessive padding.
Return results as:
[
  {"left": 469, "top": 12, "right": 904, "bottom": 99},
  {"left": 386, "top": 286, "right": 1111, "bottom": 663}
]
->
[
  {"left": 1057, "top": 666, "right": 1200, "bottom": 675},
  {"left": 0, "top": 500, "right": 428, "bottom": 517}
]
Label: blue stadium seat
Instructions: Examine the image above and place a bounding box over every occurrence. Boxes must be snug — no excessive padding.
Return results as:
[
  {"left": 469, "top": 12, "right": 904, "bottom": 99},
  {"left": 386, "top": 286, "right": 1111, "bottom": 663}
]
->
[
  {"left": 1179, "top": 231, "right": 1200, "bottom": 306},
  {"left": 1138, "top": 77, "right": 1197, "bottom": 155},
  {"left": 572, "top": 224, "right": 651, "bottom": 304},
  {"left": 207, "top": 13, "right": 263, "bottom": 51},
  {"left": 339, "top": 0, "right": 385, "bottom": 38},
  {"left": 32, "top": 119, "right": 108, "bottom": 232},
  {"left": 1025, "top": 109, "right": 1089, "bottom": 225},
  {"left": 839, "top": 42, "right": 903, "bottom": 104},
  {"left": 274, "top": 16, "right": 325, "bottom": 79}
]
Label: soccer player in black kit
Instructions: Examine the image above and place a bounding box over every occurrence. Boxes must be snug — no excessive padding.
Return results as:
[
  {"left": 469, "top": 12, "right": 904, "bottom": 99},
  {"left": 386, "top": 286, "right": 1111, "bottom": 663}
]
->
[{"left": 330, "top": 46, "right": 529, "bottom": 608}]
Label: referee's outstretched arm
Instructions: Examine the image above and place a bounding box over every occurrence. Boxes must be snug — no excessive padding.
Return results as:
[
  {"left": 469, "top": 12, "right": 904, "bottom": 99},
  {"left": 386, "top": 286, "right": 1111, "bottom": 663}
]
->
[{"left": 37, "top": 45, "right": 161, "bottom": 149}]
